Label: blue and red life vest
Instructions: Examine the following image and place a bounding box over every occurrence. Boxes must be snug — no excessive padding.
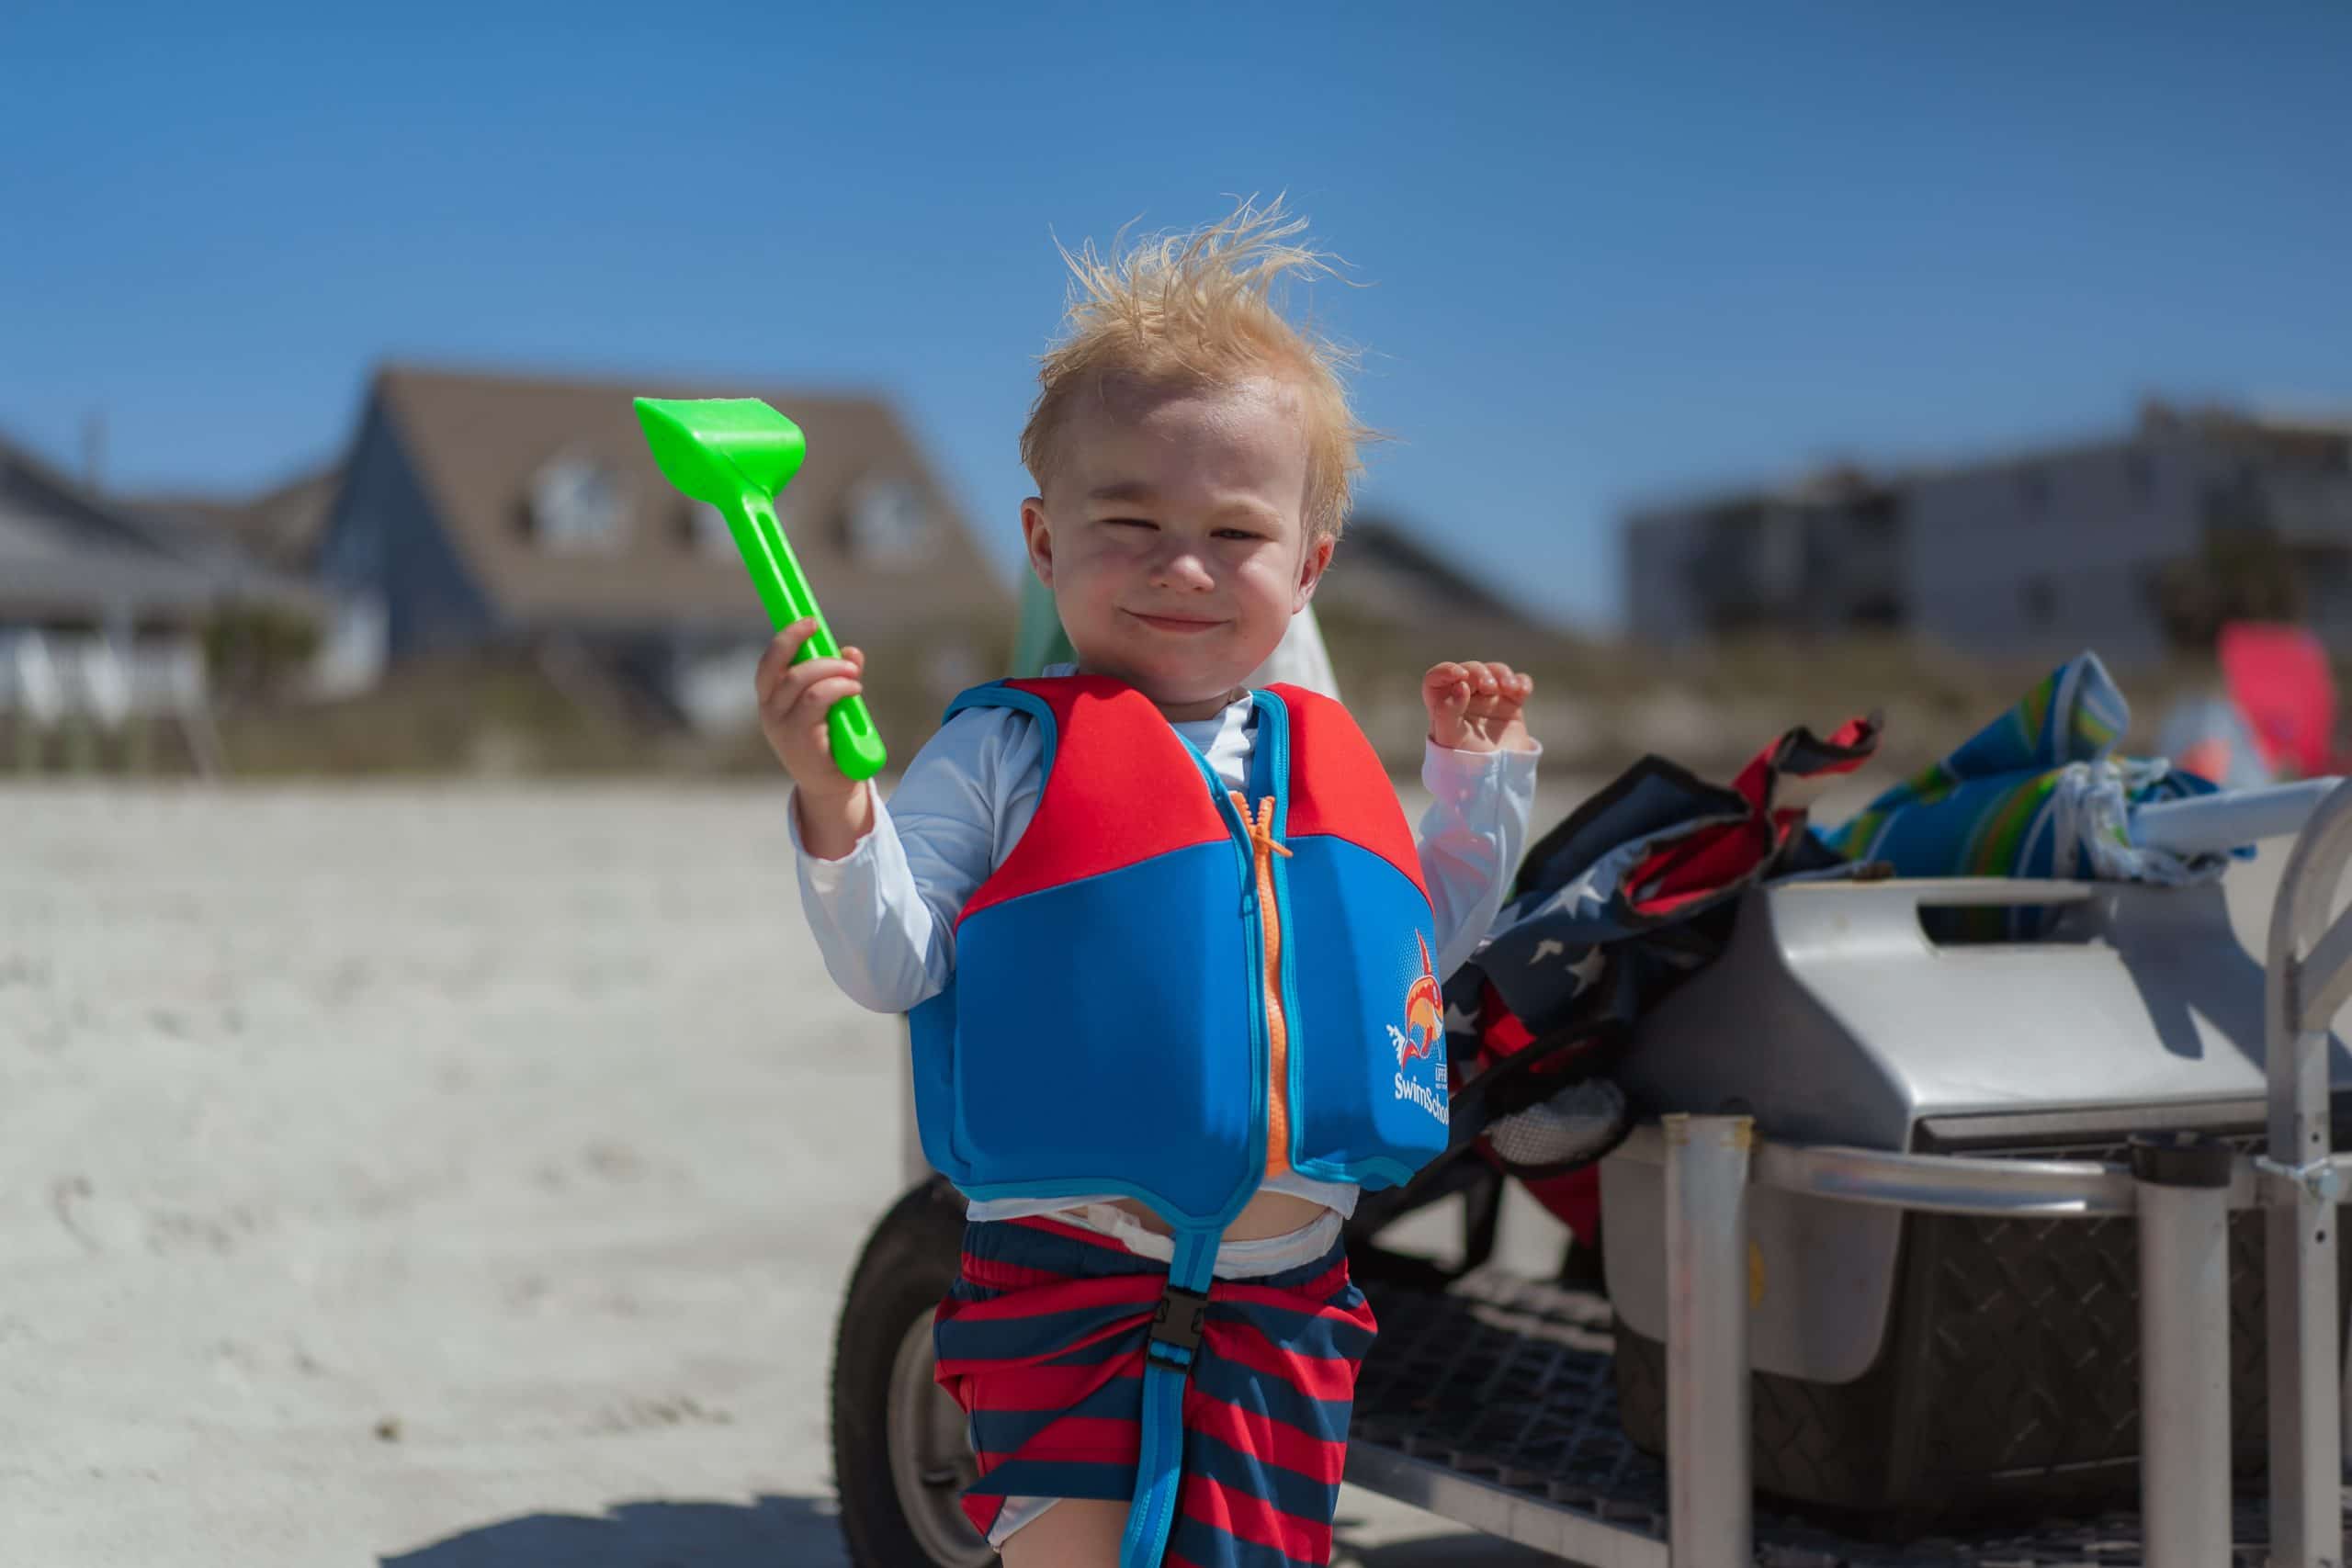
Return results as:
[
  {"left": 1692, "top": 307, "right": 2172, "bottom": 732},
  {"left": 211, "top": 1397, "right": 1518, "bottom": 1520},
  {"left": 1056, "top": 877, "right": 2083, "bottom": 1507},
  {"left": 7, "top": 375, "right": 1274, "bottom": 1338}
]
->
[
  {"left": 907, "top": 673, "right": 1450, "bottom": 1234},
  {"left": 906, "top": 672, "right": 1449, "bottom": 1568}
]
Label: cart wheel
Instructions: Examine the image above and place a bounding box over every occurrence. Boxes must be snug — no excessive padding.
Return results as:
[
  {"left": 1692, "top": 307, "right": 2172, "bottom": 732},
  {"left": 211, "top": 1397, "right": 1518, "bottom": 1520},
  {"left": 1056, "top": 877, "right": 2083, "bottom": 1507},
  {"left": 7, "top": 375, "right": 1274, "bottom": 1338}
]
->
[{"left": 829, "top": 1177, "right": 998, "bottom": 1568}]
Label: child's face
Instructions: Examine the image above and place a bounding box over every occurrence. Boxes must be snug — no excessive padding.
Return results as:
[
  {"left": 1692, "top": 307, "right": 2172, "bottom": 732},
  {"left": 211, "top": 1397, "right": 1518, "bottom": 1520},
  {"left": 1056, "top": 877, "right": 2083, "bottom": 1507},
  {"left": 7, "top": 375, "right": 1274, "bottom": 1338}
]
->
[{"left": 1021, "top": 374, "right": 1333, "bottom": 718}]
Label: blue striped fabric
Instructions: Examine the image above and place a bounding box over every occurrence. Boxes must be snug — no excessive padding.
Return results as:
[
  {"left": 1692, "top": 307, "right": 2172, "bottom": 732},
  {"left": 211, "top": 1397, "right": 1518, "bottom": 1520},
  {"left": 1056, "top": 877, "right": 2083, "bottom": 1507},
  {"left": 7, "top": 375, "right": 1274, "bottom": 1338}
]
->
[{"left": 931, "top": 1215, "right": 1377, "bottom": 1567}]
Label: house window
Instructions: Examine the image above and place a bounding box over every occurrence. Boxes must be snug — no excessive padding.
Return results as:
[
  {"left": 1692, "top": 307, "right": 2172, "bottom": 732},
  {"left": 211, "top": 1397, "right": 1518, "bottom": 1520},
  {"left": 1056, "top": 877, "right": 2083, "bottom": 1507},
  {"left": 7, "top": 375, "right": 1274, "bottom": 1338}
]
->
[
  {"left": 841, "top": 476, "right": 937, "bottom": 569},
  {"left": 2125, "top": 448, "right": 2155, "bottom": 506},
  {"left": 529, "top": 456, "right": 628, "bottom": 552}
]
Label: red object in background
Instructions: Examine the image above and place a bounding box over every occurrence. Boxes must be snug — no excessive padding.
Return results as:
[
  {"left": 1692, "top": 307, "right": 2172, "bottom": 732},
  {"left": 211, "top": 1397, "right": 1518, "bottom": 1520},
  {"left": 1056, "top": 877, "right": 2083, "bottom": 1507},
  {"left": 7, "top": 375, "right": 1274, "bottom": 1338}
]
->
[
  {"left": 2219, "top": 623, "right": 2341, "bottom": 779},
  {"left": 1521, "top": 1164, "right": 1601, "bottom": 1245},
  {"left": 2176, "top": 736, "right": 2238, "bottom": 786},
  {"left": 1467, "top": 977, "right": 1616, "bottom": 1242},
  {"left": 1459, "top": 714, "right": 1881, "bottom": 1245}
]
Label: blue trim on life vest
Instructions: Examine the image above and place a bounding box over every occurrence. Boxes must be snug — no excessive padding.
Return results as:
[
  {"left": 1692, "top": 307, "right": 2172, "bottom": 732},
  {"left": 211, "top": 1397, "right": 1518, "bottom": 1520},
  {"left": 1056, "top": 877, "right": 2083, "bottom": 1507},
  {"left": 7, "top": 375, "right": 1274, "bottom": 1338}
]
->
[{"left": 943, "top": 680, "right": 1057, "bottom": 784}]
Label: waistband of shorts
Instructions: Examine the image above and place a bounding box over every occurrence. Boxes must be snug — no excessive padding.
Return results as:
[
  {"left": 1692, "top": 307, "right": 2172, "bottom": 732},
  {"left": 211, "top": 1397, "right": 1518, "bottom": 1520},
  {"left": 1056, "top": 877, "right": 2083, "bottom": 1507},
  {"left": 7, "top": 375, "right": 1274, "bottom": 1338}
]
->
[{"left": 1042, "top": 1202, "right": 1345, "bottom": 1279}]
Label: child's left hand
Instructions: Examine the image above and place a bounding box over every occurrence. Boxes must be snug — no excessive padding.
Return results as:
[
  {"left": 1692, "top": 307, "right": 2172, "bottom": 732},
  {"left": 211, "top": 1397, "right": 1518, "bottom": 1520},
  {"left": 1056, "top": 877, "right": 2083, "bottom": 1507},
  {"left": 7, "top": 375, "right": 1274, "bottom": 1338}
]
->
[{"left": 1424, "top": 660, "right": 1536, "bottom": 754}]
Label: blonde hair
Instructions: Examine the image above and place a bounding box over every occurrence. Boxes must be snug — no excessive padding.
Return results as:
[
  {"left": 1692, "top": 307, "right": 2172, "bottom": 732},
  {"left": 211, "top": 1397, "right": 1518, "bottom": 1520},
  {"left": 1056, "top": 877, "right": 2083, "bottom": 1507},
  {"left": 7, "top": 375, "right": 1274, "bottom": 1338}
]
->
[{"left": 1019, "top": 197, "right": 1374, "bottom": 543}]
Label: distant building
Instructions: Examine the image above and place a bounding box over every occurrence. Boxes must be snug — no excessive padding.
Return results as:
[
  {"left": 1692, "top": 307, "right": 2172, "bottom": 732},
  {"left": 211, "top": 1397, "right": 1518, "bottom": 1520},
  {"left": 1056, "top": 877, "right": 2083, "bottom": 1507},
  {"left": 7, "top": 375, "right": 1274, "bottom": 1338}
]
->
[
  {"left": 1319, "top": 515, "right": 1546, "bottom": 636},
  {"left": 1624, "top": 405, "right": 2352, "bottom": 665},
  {"left": 299, "top": 364, "right": 1012, "bottom": 728},
  {"left": 139, "top": 462, "right": 345, "bottom": 576},
  {"left": 2, "top": 429, "right": 315, "bottom": 765}
]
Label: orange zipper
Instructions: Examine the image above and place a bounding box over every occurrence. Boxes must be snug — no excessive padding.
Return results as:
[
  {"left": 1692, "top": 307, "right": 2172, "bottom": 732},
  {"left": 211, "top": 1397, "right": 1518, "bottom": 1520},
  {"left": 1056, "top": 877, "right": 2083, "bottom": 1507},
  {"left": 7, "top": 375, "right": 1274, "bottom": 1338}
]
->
[{"left": 1231, "top": 791, "right": 1294, "bottom": 1181}]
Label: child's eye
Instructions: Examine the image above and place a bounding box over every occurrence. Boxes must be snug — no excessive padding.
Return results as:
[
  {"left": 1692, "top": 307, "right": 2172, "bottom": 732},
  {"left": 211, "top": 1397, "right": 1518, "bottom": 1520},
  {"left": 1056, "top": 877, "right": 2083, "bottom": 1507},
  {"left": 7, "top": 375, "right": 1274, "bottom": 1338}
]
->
[
  {"left": 1102, "top": 517, "right": 1157, "bottom": 530},
  {"left": 1214, "top": 528, "right": 1265, "bottom": 542}
]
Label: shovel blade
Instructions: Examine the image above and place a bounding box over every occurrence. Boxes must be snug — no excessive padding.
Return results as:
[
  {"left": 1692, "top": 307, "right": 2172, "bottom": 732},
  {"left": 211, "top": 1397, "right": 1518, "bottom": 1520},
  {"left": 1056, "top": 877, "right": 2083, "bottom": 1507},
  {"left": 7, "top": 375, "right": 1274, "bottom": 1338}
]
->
[{"left": 633, "top": 397, "right": 807, "bottom": 502}]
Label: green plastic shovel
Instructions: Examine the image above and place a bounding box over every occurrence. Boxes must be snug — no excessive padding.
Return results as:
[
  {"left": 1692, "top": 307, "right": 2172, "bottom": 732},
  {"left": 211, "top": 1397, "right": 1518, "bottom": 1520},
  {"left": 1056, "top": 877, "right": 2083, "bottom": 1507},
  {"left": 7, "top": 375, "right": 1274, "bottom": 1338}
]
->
[{"left": 634, "top": 396, "right": 888, "bottom": 781}]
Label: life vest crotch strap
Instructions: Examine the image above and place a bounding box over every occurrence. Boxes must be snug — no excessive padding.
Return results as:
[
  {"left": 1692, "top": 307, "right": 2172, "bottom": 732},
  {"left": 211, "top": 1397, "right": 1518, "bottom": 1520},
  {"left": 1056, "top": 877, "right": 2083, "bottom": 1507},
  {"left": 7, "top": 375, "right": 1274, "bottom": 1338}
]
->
[{"left": 1118, "top": 1230, "right": 1220, "bottom": 1568}]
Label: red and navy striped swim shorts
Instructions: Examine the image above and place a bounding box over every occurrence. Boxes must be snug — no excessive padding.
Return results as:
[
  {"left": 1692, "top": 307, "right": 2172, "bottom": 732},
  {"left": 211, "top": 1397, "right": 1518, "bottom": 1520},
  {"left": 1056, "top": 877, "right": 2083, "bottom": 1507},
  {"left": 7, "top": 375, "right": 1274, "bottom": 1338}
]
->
[{"left": 932, "top": 1213, "right": 1378, "bottom": 1568}]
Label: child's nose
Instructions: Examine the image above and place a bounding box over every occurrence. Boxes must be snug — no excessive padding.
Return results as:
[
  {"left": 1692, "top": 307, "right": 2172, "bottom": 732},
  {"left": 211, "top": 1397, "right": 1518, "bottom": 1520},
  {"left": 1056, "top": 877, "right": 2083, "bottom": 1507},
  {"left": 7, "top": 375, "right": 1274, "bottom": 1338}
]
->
[{"left": 1148, "top": 543, "right": 1215, "bottom": 591}]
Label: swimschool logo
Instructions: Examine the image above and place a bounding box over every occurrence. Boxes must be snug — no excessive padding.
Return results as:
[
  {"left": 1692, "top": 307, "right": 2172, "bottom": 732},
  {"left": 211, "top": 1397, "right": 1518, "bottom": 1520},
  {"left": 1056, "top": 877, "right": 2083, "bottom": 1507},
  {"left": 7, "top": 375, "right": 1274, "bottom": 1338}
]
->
[{"left": 1387, "top": 932, "right": 1449, "bottom": 1125}]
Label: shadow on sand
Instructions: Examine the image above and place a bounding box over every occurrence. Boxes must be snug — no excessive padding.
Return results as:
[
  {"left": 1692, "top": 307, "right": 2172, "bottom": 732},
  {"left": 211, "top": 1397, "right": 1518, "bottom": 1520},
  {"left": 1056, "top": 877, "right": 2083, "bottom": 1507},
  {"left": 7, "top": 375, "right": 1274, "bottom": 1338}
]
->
[{"left": 379, "top": 1494, "right": 847, "bottom": 1568}]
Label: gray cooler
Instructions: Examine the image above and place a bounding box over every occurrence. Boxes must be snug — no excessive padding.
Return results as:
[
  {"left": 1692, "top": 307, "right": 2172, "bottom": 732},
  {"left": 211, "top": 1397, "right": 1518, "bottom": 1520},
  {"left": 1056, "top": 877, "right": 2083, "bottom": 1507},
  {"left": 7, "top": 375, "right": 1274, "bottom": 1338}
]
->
[{"left": 1600, "top": 873, "right": 2352, "bottom": 1522}]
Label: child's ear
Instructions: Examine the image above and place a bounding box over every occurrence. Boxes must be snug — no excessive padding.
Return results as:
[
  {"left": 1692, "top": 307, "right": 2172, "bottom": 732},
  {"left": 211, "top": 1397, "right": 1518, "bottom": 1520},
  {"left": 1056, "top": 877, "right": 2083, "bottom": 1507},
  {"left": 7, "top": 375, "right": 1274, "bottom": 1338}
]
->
[
  {"left": 1020, "top": 498, "right": 1055, "bottom": 586},
  {"left": 1292, "top": 534, "right": 1335, "bottom": 611}
]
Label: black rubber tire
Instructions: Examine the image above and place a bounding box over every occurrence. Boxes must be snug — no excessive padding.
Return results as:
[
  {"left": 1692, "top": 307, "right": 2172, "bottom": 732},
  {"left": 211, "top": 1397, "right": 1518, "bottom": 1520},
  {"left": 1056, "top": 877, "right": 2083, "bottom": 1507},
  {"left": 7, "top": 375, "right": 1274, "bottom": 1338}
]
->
[{"left": 829, "top": 1177, "right": 998, "bottom": 1568}]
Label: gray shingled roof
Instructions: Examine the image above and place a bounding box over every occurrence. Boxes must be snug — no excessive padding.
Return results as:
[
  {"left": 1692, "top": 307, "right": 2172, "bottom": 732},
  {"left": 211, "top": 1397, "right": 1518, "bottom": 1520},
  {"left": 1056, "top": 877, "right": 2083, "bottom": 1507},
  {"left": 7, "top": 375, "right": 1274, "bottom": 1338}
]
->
[
  {"left": 0, "top": 433, "right": 319, "bottom": 624},
  {"left": 1317, "top": 515, "right": 1543, "bottom": 631},
  {"left": 135, "top": 462, "right": 345, "bottom": 572},
  {"left": 364, "top": 364, "right": 1011, "bottom": 637}
]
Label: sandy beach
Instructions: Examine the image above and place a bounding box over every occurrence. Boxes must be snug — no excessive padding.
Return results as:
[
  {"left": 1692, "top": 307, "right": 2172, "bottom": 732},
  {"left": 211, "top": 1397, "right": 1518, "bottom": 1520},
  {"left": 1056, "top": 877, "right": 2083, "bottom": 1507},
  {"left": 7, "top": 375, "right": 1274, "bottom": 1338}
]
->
[
  {"left": 4, "top": 781, "right": 1600, "bottom": 1567},
  {"left": 6, "top": 776, "right": 2324, "bottom": 1567}
]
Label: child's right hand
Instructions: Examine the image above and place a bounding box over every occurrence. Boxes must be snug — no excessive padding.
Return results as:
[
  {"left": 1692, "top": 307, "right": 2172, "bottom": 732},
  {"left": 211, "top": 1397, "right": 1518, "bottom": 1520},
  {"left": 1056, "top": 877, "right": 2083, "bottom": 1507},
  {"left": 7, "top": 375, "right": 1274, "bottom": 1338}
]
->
[{"left": 756, "top": 617, "right": 869, "bottom": 801}]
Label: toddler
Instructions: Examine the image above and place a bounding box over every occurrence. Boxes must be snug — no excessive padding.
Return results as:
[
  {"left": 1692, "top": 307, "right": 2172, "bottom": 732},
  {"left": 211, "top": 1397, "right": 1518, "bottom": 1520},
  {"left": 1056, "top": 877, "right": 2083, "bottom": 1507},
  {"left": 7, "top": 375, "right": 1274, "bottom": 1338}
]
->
[{"left": 768, "top": 199, "right": 1539, "bottom": 1568}]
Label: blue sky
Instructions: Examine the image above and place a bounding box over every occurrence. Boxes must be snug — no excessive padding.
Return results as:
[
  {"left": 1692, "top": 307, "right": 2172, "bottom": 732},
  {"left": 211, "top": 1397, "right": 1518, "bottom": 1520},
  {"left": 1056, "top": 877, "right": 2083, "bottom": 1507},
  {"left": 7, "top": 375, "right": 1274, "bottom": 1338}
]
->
[{"left": 4, "top": 2, "right": 2347, "bottom": 629}]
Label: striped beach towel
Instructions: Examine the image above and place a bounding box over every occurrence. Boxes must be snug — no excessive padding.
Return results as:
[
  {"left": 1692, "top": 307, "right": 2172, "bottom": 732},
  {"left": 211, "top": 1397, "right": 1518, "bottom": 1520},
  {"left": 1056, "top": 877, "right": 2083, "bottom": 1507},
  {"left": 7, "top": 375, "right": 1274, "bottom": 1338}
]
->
[
  {"left": 1821, "top": 651, "right": 2222, "bottom": 937},
  {"left": 933, "top": 1214, "right": 1376, "bottom": 1568}
]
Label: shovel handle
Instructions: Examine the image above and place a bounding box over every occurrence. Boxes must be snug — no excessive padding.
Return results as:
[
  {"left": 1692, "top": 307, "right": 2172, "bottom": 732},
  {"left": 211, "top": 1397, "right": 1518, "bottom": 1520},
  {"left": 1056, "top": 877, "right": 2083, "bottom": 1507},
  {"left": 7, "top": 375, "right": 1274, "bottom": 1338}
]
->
[{"left": 731, "top": 491, "right": 888, "bottom": 782}]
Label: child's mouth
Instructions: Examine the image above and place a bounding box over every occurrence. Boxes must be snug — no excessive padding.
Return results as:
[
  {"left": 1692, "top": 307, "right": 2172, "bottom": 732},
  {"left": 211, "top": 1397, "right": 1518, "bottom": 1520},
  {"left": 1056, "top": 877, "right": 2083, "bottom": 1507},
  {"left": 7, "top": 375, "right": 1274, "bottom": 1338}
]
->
[{"left": 1125, "top": 610, "right": 1226, "bottom": 635}]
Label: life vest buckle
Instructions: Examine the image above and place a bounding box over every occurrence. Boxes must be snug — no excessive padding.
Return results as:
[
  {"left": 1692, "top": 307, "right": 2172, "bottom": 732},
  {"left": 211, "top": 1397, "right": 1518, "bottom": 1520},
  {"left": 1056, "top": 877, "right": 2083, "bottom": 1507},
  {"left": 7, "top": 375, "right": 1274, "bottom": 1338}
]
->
[{"left": 1148, "top": 1283, "right": 1210, "bottom": 1367}]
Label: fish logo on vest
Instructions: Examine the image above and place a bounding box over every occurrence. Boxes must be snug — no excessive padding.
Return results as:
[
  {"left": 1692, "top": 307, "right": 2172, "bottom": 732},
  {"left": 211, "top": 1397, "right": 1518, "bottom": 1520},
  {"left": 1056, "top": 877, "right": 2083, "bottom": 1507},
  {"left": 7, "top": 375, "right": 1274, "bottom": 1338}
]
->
[
  {"left": 1388, "top": 932, "right": 1450, "bottom": 1125},
  {"left": 1390, "top": 932, "right": 1444, "bottom": 1067}
]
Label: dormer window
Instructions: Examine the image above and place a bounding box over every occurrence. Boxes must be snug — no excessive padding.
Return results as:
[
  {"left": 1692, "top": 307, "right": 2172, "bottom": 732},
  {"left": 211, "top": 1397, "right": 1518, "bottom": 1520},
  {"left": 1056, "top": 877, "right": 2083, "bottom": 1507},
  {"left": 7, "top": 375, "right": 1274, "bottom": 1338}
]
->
[
  {"left": 529, "top": 455, "right": 628, "bottom": 552},
  {"left": 841, "top": 476, "right": 936, "bottom": 569}
]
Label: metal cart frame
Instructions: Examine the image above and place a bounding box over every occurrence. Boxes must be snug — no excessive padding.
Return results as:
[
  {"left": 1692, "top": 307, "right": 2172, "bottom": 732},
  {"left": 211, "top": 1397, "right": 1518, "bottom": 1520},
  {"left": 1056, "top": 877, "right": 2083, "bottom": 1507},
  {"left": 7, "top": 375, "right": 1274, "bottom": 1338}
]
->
[{"left": 1341, "top": 778, "right": 2352, "bottom": 1568}]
